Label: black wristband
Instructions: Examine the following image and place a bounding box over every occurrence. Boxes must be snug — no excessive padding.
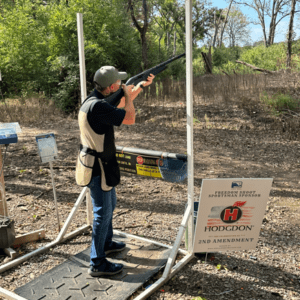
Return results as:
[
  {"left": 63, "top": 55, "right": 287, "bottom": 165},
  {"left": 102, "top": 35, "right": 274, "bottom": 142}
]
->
[{"left": 139, "top": 85, "right": 144, "bottom": 90}]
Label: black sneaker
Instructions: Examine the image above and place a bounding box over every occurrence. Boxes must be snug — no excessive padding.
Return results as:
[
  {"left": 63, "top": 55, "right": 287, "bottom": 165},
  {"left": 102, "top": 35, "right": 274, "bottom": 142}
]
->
[
  {"left": 88, "top": 259, "right": 123, "bottom": 277},
  {"left": 105, "top": 241, "right": 126, "bottom": 255}
]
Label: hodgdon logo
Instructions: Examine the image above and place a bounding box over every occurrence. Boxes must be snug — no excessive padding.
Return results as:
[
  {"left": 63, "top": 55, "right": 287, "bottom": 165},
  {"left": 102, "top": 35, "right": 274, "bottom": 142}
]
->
[
  {"left": 205, "top": 201, "right": 253, "bottom": 232},
  {"left": 136, "top": 156, "right": 144, "bottom": 165},
  {"left": 220, "top": 206, "right": 242, "bottom": 223}
]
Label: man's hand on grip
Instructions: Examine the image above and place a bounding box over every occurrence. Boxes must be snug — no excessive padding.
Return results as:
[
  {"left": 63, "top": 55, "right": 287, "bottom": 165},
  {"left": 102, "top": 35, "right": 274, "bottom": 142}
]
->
[{"left": 122, "top": 84, "right": 135, "bottom": 101}]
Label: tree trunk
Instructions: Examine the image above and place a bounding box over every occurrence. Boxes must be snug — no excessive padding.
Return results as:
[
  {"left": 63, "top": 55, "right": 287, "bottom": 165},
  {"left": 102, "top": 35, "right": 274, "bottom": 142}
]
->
[
  {"left": 167, "top": 23, "right": 175, "bottom": 52},
  {"left": 218, "top": 0, "right": 233, "bottom": 47},
  {"left": 268, "top": 11, "right": 278, "bottom": 45},
  {"left": 262, "top": 26, "right": 268, "bottom": 47},
  {"left": 212, "top": 12, "right": 220, "bottom": 48},
  {"left": 286, "top": 0, "right": 296, "bottom": 68},
  {"left": 267, "top": 0, "right": 276, "bottom": 46},
  {"left": 159, "top": 36, "right": 162, "bottom": 57},
  {"left": 202, "top": 46, "right": 213, "bottom": 74},
  {"left": 173, "top": 30, "right": 177, "bottom": 56},
  {"left": 141, "top": 0, "right": 148, "bottom": 68},
  {"left": 141, "top": 31, "right": 148, "bottom": 69},
  {"left": 166, "top": 32, "right": 170, "bottom": 50},
  {"left": 128, "top": 0, "right": 149, "bottom": 68}
]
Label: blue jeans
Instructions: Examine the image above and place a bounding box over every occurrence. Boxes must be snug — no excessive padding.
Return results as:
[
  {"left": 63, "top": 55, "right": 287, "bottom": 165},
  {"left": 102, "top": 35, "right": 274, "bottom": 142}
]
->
[{"left": 88, "top": 176, "right": 117, "bottom": 267}]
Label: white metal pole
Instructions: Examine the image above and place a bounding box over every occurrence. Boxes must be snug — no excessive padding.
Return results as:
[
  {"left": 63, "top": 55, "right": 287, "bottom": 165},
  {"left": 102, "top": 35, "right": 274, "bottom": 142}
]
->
[
  {"left": 77, "top": 13, "right": 87, "bottom": 103},
  {"left": 55, "top": 186, "right": 88, "bottom": 242},
  {"left": 0, "top": 225, "right": 90, "bottom": 274},
  {"left": 77, "top": 13, "right": 93, "bottom": 226},
  {"left": 185, "top": 0, "right": 194, "bottom": 252},
  {"left": 162, "top": 204, "right": 192, "bottom": 277},
  {"left": 113, "top": 230, "right": 189, "bottom": 255},
  {"left": 49, "top": 161, "right": 61, "bottom": 232},
  {"left": 0, "top": 186, "right": 89, "bottom": 274},
  {"left": 0, "top": 287, "right": 28, "bottom": 300},
  {"left": 0, "top": 70, "right": 8, "bottom": 217}
]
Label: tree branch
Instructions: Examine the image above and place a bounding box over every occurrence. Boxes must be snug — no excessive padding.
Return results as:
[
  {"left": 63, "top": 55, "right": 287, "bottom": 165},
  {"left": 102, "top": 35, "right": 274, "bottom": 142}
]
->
[
  {"left": 236, "top": 60, "right": 275, "bottom": 73},
  {"left": 128, "top": 0, "right": 142, "bottom": 32}
]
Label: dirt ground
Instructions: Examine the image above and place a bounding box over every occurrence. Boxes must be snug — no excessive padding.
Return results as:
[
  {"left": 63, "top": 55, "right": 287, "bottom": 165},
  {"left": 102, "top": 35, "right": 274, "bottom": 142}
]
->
[{"left": 0, "top": 93, "right": 300, "bottom": 300}]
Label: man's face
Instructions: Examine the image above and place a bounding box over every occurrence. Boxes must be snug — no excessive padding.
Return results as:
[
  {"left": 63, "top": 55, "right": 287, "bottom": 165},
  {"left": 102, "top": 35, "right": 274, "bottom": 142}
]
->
[{"left": 111, "top": 80, "right": 122, "bottom": 93}]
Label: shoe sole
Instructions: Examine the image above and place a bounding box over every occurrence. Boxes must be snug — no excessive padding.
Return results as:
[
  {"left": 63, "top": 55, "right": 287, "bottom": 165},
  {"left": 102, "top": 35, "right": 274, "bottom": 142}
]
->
[
  {"left": 105, "top": 246, "right": 126, "bottom": 255},
  {"left": 88, "top": 267, "right": 123, "bottom": 277}
]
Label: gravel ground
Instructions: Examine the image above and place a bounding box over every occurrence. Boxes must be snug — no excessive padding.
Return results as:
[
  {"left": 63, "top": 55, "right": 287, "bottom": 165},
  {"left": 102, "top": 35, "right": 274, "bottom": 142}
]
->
[{"left": 0, "top": 94, "right": 300, "bottom": 300}]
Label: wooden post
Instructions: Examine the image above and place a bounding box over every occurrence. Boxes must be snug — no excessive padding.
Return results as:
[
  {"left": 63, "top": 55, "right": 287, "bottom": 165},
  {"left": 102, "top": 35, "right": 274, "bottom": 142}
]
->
[{"left": 0, "top": 147, "right": 8, "bottom": 216}]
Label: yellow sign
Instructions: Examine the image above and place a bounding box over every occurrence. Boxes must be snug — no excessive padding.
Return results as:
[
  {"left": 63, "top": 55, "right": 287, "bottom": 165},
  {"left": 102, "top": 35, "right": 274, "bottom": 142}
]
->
[{"left": 136, "top": 165, "right": 162, "bottom": 178}]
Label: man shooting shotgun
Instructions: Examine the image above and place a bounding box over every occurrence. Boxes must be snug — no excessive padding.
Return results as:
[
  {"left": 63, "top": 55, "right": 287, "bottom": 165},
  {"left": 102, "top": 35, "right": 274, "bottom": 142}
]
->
[
  {"left": 75, "top": 52, "right": 184, "bottom": 277},
  {"left": 95, "top": 52, "right": 186, "bottom": 107}
]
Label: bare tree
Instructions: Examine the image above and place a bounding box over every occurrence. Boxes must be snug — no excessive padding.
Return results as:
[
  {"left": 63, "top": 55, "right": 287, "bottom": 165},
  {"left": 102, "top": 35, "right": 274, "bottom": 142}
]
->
[
  {"left": 128, "top": 0, "right": 149, "bottom": 68},
  {"left": 152, "top": 0, "right": 185, "bottom": 55},
  {"left": 225, "top": 6, "right": 251, "bottom": 46},
  {"left": 286, "top": 0, "right": 296, "bottom": 68},
  {"left": 234, "top": 0, "right": 290, "bottom": 46},
  {"left": 152, "top": 0, "right": 214, "bottom": 51},
  {"left": 211, "top": 9, "right": 225, "bottom": 47},
  {"left": 218, "top": 0, "right": 234, "bottom": 47},
  {"left": 267, "top": 0, "right": 290, "bottom": 45}
]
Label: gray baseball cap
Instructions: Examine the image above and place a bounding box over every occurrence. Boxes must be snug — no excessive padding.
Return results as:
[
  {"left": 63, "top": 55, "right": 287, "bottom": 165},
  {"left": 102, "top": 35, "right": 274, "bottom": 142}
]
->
[{"left": 93, "top": 66, "right": 128, "bottom": 89}]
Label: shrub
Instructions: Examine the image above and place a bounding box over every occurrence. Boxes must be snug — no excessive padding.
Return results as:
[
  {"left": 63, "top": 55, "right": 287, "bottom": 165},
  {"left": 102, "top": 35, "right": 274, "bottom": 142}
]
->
[
  {"left": 240, "top": 44, "right": 286, "bottom": 71},
  {"left": 260, "top": 91, "right": 299, "bottom": 115},
  {"left": 212, "top": 46, "right": 241, "bottom": 67}
]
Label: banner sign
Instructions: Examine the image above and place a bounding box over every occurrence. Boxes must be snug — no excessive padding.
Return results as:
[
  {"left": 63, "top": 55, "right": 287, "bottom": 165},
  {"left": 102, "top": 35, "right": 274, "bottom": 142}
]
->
[
  {"left": 116, "top": 150, "right": 162, "bottom": 179},
  {"left": 193, "top": 178, "right": 273, "bottom": 253},
  {"left": 36, "top": 133, "right": 58, "bottom": 163}
]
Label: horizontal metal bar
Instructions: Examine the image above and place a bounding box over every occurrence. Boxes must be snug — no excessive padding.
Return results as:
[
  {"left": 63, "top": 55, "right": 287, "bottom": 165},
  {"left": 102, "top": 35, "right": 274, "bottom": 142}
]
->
[
  {"left": 0, "top": 287, "right": 28, "bottom": 300},
  {"left": 61, "top": 225, "right": 90, "bottom": 243},
  {"left": 113, "top": 230, "right": 188, "bottom": 255},
  {"left": 116, "top": 146, "right": 187, "bottom": 161},
  {"left": 134, "top": 253, "right": 194, "bottom": 300}
]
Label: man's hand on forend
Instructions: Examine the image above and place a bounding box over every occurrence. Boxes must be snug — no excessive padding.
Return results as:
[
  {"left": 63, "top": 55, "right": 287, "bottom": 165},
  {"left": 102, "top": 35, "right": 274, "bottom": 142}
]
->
[{"left": 142, "top": 74, "right": 155, "bottom": 87}]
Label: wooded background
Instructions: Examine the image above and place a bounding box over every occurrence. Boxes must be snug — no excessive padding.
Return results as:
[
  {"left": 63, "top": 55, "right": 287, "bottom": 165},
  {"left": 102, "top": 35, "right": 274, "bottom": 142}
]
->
[{"left": 0, "top": 0, "right": 299, "bottom": 112}]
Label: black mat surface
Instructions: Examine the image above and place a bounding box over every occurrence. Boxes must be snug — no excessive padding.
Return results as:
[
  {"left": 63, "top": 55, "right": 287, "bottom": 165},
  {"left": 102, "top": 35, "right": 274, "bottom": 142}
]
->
[{"left": 15, "top": 234, "right": 171, "bottom": 300}]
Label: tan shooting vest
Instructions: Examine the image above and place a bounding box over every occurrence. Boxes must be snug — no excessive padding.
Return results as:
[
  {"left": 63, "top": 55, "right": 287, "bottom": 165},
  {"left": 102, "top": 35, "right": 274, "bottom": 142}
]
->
[{"left": 75, "top": 96, "right": 120, "bottom": 191}]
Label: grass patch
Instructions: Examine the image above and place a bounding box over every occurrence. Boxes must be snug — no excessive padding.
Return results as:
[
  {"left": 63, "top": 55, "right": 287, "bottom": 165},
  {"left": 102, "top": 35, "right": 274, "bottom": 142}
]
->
[
  {"left": 260, "top": 91, "right": 300, "bottom": 116},
  {"left": 0, "top": 93, "right": 63, "bottom": 125}
]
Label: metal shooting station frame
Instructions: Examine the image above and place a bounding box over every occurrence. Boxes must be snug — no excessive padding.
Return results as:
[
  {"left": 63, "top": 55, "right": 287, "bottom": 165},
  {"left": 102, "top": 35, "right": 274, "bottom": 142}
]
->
[{"left": 0, "top": 4, "right": 195, "bottom": 299}]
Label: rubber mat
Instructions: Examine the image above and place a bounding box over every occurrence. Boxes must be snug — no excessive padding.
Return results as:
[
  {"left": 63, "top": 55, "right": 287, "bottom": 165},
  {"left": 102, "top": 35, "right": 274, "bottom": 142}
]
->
[{"left": 15, "top": 233, "right": 171, "bottom": 300}]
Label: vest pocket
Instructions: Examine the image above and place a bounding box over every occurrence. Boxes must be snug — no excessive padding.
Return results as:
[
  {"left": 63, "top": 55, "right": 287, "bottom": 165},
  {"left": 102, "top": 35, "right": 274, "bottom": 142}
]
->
[
  {"left": 75, "top": 150, "right": 95, "bottom": 186},
  {"left": 101, "top": 158, "right": 120, "bottom": 187}
]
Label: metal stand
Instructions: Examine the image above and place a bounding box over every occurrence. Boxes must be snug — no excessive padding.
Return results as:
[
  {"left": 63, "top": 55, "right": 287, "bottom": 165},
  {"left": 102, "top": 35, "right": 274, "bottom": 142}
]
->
[
  {"left": 0, "top": 148, "right": 8, "bottom": 217},
  {"left": 0, "top": 5, "right": 195, "bottom": 298},
  {"left": 0, "top": 187, "right": 89, "bottom": 275},
  {"left": 49, "top": 161, "right": 61, "bottom": 232},
  {"left": 0, "top": 186, "right": 194, "bottom": 300}
]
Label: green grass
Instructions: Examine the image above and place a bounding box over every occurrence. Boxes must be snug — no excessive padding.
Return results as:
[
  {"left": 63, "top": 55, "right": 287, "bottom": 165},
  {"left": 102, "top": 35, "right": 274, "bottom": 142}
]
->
[{"left": 260, "top": 92, "right": 299, "bottom": 116}]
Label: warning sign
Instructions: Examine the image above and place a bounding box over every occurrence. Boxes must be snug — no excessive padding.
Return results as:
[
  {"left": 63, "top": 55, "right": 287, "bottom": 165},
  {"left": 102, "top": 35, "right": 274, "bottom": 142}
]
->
[
  {"left": 136, "top": 165, "right": 162, "bottom": 178},
  {"left": 116, "top": 150, "right": 162, "bottom": 179}
]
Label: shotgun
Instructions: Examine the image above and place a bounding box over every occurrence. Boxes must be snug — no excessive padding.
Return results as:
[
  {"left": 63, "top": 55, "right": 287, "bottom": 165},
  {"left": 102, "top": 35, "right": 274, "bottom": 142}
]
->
[{"left": 105, "top": 53, "right": 185, "bottom": 107}]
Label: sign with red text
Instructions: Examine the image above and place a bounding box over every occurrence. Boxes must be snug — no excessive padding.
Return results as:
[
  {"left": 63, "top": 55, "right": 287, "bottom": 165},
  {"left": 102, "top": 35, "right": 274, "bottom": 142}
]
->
[{"left": 193, "top": 178, "right": 273, "bottom": 253}]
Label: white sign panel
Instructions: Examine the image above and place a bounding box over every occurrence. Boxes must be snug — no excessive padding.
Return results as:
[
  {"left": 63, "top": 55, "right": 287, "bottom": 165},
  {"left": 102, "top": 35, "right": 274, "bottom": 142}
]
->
[
  {"left": 193, "top": 178, "right": 273, "bottom": 253},
  {"left": 0, "top": 128, "right": 16, "bottom": 136},
  {"left": 36, "top": 133, "right": 58, "bottom": 163},
  {"left": 0, "top": 122, "right": 22, "bottom": 133}
]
